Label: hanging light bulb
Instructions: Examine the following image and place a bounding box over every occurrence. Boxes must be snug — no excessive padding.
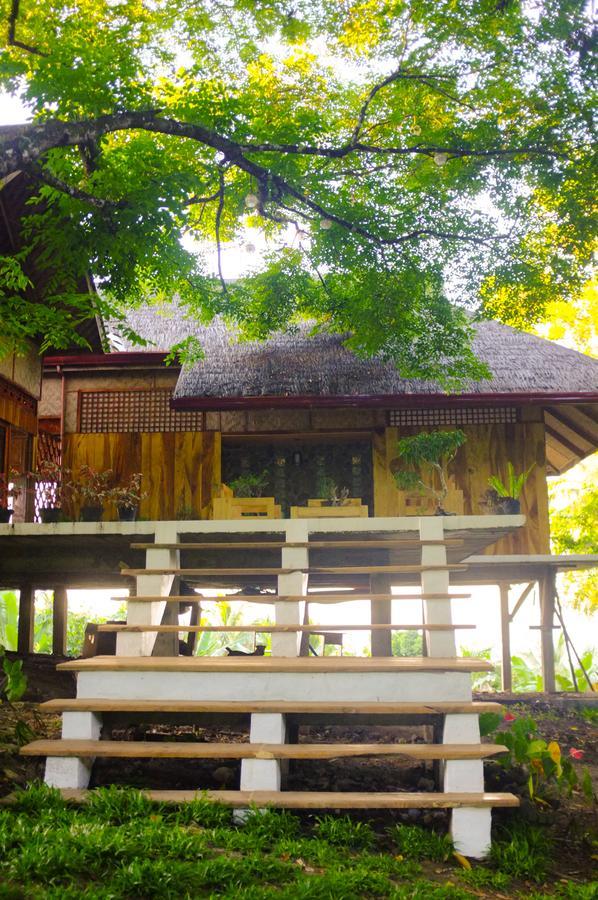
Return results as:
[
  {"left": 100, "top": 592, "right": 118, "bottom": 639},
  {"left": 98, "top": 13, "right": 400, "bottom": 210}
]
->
[
  {"left": 244, "top": 242, "right": 256, "bottom": 253},
  {"left": 320, "top": 218, "right": 333, "bottom": 230},
  {"left": 412, "top": 124, "right": 422, "bottom": 136},
  {"left": 244, "top": 193, "right": 259, "bottom": 209},
  {"left": 433, "top": 152, "right": 448, "bottom": 167}
]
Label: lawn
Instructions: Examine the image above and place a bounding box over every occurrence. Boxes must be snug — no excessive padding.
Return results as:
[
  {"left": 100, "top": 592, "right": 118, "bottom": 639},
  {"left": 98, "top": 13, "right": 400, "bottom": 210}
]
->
[{"left": 0, "top": 784, "right": 595, "bottom": 899}]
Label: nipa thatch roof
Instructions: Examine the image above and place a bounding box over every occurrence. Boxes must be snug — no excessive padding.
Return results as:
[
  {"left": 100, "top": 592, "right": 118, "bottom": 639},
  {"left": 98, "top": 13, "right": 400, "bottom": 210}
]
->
[{"left": 112, "top": 305, "right": 598, "bottom": 401}]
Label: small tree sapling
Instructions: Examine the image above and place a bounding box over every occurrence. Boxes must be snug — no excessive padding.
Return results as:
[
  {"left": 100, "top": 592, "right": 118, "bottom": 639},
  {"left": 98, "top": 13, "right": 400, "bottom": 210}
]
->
[{"left": 393, "top": 430, "right": 467, "bottom": 514}]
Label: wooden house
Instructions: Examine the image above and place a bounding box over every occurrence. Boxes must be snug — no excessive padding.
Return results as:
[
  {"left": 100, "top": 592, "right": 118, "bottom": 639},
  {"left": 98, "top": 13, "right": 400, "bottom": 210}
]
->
[{"left": 2, "top": 300, "right": 598, "bottom": 858}]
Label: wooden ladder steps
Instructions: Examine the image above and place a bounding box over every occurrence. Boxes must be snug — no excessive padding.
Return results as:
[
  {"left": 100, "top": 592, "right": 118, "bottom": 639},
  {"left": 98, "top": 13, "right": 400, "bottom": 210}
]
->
[
  {"left": 130, "top": 539, "right": 464, "bottom": 551},
  {"left": 120, "top": 564, "right": 468, "bottom": 577},
  {"left": 56, "top": 788, "right": 520, "bottom": 809},
  {"left": 56, "top": 656, "right": 493, "bottom": 673},
  {"left": 40, "top": 699, "right": 504, "bottom": 715},
  {"left": 22, "top": 740, "right": 507, "bottom": 761},
  {"left": 112, "top": 593, "right": 472, "bottom": 603},
  {"left": 96, "top": 623, "right": 476, "bottom": 634}
]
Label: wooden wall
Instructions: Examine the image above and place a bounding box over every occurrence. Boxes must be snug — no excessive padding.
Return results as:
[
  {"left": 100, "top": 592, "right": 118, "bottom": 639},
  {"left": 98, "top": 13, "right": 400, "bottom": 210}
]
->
[
  {"left": 373, "top": 422, "right": 550, "bottom": 555},
  {"left": 63, "top": 432, "right": 221, "bottom": 520}
]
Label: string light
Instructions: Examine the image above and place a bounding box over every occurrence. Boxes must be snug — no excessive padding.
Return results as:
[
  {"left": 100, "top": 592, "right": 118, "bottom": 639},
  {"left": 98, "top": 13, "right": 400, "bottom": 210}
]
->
[
  {"left": 320, "top": 218, "right": 333, "bottom": 230},
  {"left": 412, "top": 124, "right": 422, "bottom": 135},
  {"left": 244, "top": 193, "right": 259, "bottom": 208},
  {"left": 433, "top": 152, "right": 448, "bottom": 167}
]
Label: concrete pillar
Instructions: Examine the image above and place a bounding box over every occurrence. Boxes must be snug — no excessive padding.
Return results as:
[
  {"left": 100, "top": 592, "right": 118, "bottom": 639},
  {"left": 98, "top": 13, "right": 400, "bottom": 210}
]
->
[
  {"left": 17, "top": 584, "right": 35, "bottom": 655},
  {"left": 499, "top": 583, "right": 512, "bottom": 692},
  {"left": 419, "top": 518, "right": 455, "bottom": 658},
  {"left": 52, "top": 586, "right": 68, "bottom": 656},
  {"left": 116, "top": 522, "right": 180, "bottom": 656},
  {"left": 443, "top": 713, "right": 491, "bottom": 859},
  {"left": 45, "top": 711, "right": 102, "bottom": 790},
  {"left": 240, "top": 713, "right": 287, "bottom": 792},
  {"left": 272, "top": 521, "right": 308, "bottom": 657}
]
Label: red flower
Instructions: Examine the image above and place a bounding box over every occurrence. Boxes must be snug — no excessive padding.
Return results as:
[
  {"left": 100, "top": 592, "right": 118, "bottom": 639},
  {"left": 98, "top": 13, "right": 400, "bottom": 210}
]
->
[
  {"left": 569, "top": 748, "right": 584, "bottom": 760},
  {"left": 504, "top": 712, "right": 516, "bottom": 722}
]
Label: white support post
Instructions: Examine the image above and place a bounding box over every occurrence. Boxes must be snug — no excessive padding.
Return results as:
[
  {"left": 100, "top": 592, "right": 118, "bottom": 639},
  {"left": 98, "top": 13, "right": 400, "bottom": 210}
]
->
[
  {"left": 419, "top": 517, "right": 456, "bottom": 658},
  {"left": 272, "top": 521, "right": 308, "bottom": 657},
  {"left": 443, "top": 714, "right": 491, "bottom": 858},
  {"left": 240, "top": 713, "right": 287, "bottom": 792},
  {"left": 45, "top": 711, "right": 102, "bottom": 790},
  {"left": 116, "top": 523, "right": 180, "bottom": 656}
]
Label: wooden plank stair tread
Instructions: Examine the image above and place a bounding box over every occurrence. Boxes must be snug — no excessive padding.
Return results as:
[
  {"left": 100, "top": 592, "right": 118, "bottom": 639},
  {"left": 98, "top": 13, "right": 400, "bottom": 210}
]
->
[
  {"left": 57, "top": 655, "right": 493, "bottom": 672},
  {"left": 39, "top": 699, "right": 504, "bottom": 714},
  {"left": 21, "top": 740, "right": 507, "bottom": 760},
  {"left": 113, "top": 593, "right": 472, "bottom": 603},
  {"left": 130, "top": 539, "right": 464, "bottom": 551},
  {"left": 96, "top": 623, "right": 476, "bottom": 633},
  {"left": 56, "top": 789, "right": 520, "bottom": 809},
  {"left": 121, "top": 565, "right": 468, "bottom": 576}
]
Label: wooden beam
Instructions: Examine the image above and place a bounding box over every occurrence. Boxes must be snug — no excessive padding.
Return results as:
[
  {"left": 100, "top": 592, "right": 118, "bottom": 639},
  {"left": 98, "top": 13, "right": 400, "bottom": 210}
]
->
[
  {"left": 56, "top": 788, "right": 520, "bottom": 809},
  {"left": 57, "top": 656, "right": 494, "bottom": 673},
  {"left": 370, "top": 574, "right": 393, "bottom": 657},
  {"left": 112, "top": 592, "right": 472, "bottom": 604},
  {"left": 508, "top": 582, "right": 534, "bottom": 622},
  {"left": 96, "top": 623, "right": 476, "bottom": 633},
  {"left": 129, "top": 539, "right": 465, "bottom": 551},
  {"left": 40, "top": 699, "right": 506, "bottom": 715},
  {"left": 120, "top": 565, "right": 468, "bottom": 577},
  {"left": 547, "top": 406, "right": 598, "bottom": 448},
  {"left": 21, "top": 739, "right": 507, "bottom": 761},
  {"left": 52, "top": 587, "right": 68, "bottom": 657},
  {"left": 17, "top": 584, "right": 34, "bottom": 655},
  {"left": 539, "top": 570, "right": 557, "bottom": 693},
  {"left": 499, "top": 583, "right": 512, "bottom": 693}
]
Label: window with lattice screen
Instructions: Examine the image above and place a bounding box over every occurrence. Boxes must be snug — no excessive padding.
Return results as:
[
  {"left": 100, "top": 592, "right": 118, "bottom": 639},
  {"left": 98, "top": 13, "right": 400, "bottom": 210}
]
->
[
  {"left": 388, "top": 407, "right": 518, "bottom": 427},
  {"left": 78, "top": 390, "right": 204, "bottom": 433}
]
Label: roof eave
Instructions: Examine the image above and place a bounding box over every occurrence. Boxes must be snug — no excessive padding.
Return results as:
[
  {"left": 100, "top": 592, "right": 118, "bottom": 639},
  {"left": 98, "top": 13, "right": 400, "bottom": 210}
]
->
[
  {"left": 171, "top": 391, "right": 598, "bottom": 411},
  {"left": 43, "top": 351, "right": 177, "bottom": 369}
]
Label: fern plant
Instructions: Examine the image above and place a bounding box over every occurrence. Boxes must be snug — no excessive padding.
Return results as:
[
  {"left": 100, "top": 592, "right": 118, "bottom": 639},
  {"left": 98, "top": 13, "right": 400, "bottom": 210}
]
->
[{"left": 488, "top": 462, "right": 535, "bottom": 499}]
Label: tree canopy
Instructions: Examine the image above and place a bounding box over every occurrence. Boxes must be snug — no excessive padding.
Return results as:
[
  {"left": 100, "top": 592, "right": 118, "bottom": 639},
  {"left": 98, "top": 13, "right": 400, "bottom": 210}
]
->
[{"left": 0, "top": 0, "right": 595, "bottom": 382}]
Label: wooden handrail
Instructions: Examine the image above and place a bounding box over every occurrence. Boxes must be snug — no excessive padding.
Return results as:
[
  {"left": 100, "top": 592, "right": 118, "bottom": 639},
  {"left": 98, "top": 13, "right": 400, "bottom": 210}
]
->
[{"left": 130, "top": 539, "right": 464, "bottom": 551}]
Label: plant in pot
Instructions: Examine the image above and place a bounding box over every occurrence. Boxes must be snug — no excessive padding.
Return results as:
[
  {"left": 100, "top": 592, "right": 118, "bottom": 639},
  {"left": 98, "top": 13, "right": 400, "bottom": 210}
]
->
[
  {"left": 228, "top": 470, "right": 270, "bottom": 498},
  {"left": 66, "top": 465, "right": 114, "bottom": 521},
  {"left": 30, "top": 460, "right": 65, "bottom": 523},
  {"left": 0, "top": 469, "right": 23, "bottom": 524},
  {"left": 392, "top": 429, "right": 467, "bottom": 515},
  {"left": 316, "top": 476, "right": 350, "bottom": 507},
  {"left": 485, "top": 462, "right": 535, "bottom": 514},
  {"left": 110, "top": 473, "right": 147, "bottom": 521}
]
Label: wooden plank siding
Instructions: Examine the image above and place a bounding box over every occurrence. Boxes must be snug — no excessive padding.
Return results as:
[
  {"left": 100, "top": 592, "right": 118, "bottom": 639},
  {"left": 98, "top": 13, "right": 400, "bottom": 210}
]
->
[
  {"left": 63, "top": 432, "right": 220, "bottom": 520},
  {"left": 0, "top": 381, "right": 38, "bottom": 434},
  {"left": 372, "top": 423, "right": 550, "bottom": 555}
]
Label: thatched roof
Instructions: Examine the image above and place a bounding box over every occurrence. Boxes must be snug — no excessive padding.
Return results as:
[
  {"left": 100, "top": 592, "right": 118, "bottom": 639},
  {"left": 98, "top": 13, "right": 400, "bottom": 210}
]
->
[{"left": 114, "top": 305, "right": 598, "bottom": 402}]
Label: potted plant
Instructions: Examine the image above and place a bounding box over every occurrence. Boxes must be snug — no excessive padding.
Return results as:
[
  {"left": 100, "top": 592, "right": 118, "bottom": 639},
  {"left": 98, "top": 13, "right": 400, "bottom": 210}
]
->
[
  {"left": 228, "top": 471, "right": 270, "bottom": 498},
  {"left": 30, "top": 460, "right": 65, "bottom": 523},
  {"left": 65, "top": 465, "right": 114, "bottom": 521},
  {"left": 485, "top": 462, "right": 535, "bottom": 514},
  {"left": 0, "top": 469, "right": 23, "bottom": 524},
  {"left": 109, "top": 473, "right": 147, "bottom": 521},
  {"left": 392, "top": 429, "right": 467, "bottom": 515}
]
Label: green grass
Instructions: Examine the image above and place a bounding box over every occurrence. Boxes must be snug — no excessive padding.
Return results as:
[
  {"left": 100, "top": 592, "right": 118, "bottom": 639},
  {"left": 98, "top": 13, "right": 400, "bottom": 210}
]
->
[{"left": 0, "top": 784, "right": 592, "bottom": 898}]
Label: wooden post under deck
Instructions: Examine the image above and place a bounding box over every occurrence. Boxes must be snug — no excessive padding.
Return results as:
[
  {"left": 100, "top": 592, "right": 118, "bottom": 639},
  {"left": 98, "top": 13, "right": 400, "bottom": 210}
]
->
[
  {"left": 17, "top": 583, "right": 35, "bottom": 655},
  {"left": 498, "top": 583, "right": 512, "bottom": 693},
  {"left": 370, "top": 574, "right": 392, "bottom": 656},
  {"left": 52, "top": 587, "right": 68, "bottom": 656},
  {"left": 539, "top": 569, "right": 557, "bottom": 693}
]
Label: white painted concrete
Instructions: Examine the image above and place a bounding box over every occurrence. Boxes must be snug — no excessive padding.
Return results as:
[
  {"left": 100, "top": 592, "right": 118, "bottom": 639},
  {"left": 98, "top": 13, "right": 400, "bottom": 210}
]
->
[
  {"left": 45, "top": 710, "right": 101, "bottom": 790},
  {"left": 240, "top": 714, "right": 287, "bottom": 792},
  {"left": 75, "top": 670, "right": 473, "bottom": 702},
  {"left": 61, "top": 711, "right": 102, "bottom": 740},
  {"left": 117, "top": 522, "right": 180, "bottom": 656},
  {"left": 274, "top": 521, "right": 308, "bottom": 656},
  {"left": 419, "top": 518, "right": 456, "bottom": 657},
  {"left": 451, "top": 808, "right": 492, "bottom": 859}
]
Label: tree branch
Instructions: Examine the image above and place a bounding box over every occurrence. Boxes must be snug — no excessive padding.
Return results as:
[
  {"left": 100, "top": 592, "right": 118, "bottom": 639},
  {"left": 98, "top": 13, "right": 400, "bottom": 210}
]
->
[
  {"left": 26, "top": 162, "right": 127, "bottom": 209},
  {"left": 7, "top": 0, "right": 49, "bottom": 56}
]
